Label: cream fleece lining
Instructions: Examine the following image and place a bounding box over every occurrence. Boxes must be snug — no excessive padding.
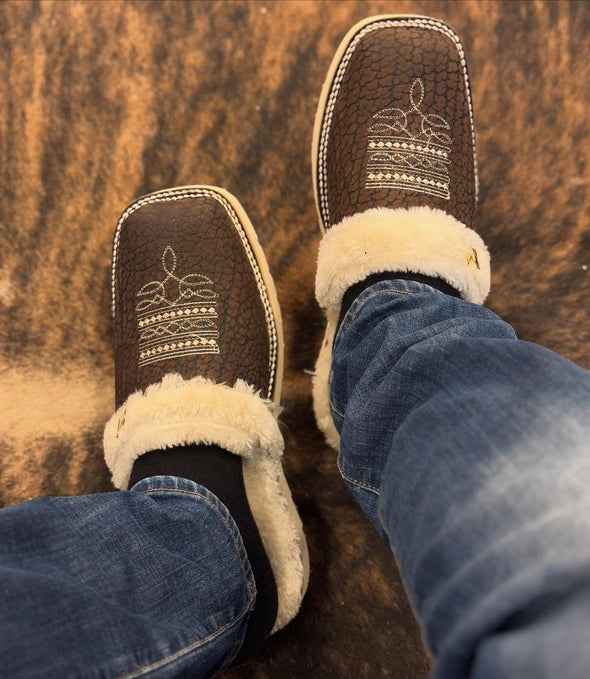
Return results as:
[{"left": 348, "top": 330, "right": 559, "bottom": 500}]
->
[
  {"left": 104, "top": 373, "right": 309, "bottom": 633},
  {"left": 313, "top": 206, "right": 491, "bottom": 449}
]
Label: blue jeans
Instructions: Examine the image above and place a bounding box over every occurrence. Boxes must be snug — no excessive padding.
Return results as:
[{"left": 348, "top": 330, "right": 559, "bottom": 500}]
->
[
  {"left": 0, "top": 477, "right": 254, "bottom": 678},
  {"left": 3, "top": 280, "right": 590, "bottom": 677},
  {"left": 333, "top": 280, "right": 590, "bottom": 678}
]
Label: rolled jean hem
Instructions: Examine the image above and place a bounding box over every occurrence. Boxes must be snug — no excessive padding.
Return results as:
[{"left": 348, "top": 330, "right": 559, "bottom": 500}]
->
[{"left": 129, "top": 474, "right": 254, "bottom": 589}]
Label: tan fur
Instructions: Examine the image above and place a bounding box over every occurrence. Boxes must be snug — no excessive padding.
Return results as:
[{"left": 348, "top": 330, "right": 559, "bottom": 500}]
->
[
  {"left": 312, "top": 317, "right": 341, "bottom": 450},
  {"left": 1, "top": 364, "right": 111, "bottom": 438},
  {"left": 315, "top": 207, "right": 490, "bottom": 313}
]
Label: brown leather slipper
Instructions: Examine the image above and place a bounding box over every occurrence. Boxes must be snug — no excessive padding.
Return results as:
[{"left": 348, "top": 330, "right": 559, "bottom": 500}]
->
[{"left": 104, "top": 185, "right": 309, "bottom": 633}]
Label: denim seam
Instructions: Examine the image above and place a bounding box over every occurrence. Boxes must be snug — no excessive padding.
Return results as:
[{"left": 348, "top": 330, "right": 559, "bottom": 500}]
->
[
  {"left": 338, "top": 460, "right": 381, "bottom": 494},
  {"left": 137, "top": 487, "right": 256, "bottom": 598},
  {"left": 329, "top": 397, "right": 345, "bottom": 418},
  {"left": 116, "top": 603, "right": 252, "bottom": 678},
  {"left": 342, "top": 288, "right": 414, "bottom": 334}
]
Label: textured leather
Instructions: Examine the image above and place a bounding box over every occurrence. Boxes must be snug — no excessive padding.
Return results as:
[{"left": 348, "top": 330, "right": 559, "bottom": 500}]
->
[
  {"left": 316, "top": 17, "right": 477, "bottom": 230},
  {"left": 112, "top": 188, "right": 275, "bottom": 409}
]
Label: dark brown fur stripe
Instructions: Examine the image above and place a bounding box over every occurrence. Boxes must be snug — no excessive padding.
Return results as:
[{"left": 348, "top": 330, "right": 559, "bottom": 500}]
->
[{"left": 0, "top": 1, "right": 588, "bottom": 676}]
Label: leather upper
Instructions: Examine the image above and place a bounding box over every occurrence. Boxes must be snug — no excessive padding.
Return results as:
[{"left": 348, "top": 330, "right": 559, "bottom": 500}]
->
[
  {"left": 112, "top": 188, "right": 277, "bottom": 409},
  {"left": 316, "top": 17, "right": 478, "bottom": 231}
]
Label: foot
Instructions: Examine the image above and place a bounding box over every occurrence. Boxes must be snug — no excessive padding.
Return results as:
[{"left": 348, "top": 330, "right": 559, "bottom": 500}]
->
[
  {"left": 104, "top": 186, "right": 309, "bottom": 650},
  {"left": 312, "top": 16, "right": 491, "bottom": 448}
]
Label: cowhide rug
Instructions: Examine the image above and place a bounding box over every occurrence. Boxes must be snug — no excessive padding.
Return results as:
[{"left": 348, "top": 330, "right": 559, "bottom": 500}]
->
[{"left": 1, "top": 1, "right": 588, "bottom": 677}]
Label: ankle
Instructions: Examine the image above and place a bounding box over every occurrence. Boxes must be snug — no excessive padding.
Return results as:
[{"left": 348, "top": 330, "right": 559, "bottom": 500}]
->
[{"left": 129, "top": 444, "right": 278, "bottom": 662}]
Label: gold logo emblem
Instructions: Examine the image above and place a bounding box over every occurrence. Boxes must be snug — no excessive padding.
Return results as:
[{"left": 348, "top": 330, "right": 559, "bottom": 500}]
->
[{"left": 467, "top": 248, "right": 480, "bottom": 269}]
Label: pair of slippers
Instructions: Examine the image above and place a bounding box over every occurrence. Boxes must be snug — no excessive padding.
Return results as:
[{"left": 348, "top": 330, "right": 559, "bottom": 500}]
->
[{"left": 103, "top": 15, "right": 491, "bottom": 640}]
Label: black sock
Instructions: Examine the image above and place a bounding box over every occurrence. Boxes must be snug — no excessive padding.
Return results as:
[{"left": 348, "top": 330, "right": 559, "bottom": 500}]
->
[
  {"left": 129, "top": 444, "right": 278, "bottom": 663},
  {"left": 337, "top": 271, "right": 461, "bottom": 331}
]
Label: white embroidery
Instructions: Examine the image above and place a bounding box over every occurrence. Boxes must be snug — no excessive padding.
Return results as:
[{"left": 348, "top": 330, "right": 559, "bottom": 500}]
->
[
  {"left": 136, "top": 246, "right": 220, "bottom": 366},
  {"left": 316, "top": 17, "right": 478, "bottom": 227},
  {"left": 365, "top": 79, "right": 451, "bottom": 199}
]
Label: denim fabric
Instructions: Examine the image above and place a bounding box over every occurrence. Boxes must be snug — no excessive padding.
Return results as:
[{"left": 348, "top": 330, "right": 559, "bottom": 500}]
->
[
  {"left": 331, "top": 279, "right": 590, "bottom": 679},
  {"left": 0, "top": 476, "right": 254, "bottom": 678}
]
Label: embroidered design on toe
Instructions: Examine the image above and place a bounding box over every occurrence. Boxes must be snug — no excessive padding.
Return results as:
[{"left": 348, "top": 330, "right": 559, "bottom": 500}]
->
[
  {"left": 136, "top": 246, "right": 220, "bottom": 366},
  {"left": 366, "top": 78, "right": 452, "bottom": 199}
]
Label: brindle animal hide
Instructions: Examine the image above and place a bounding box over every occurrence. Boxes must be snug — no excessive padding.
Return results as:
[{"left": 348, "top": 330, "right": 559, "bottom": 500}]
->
[{"left": 0, "top": 1, "right": 588, "bottom": 677}]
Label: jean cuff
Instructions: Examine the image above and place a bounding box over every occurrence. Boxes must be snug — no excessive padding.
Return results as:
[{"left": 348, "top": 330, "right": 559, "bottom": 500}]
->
[{"left": 129, "top": 475, "right": 253, "bottom": 586}]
